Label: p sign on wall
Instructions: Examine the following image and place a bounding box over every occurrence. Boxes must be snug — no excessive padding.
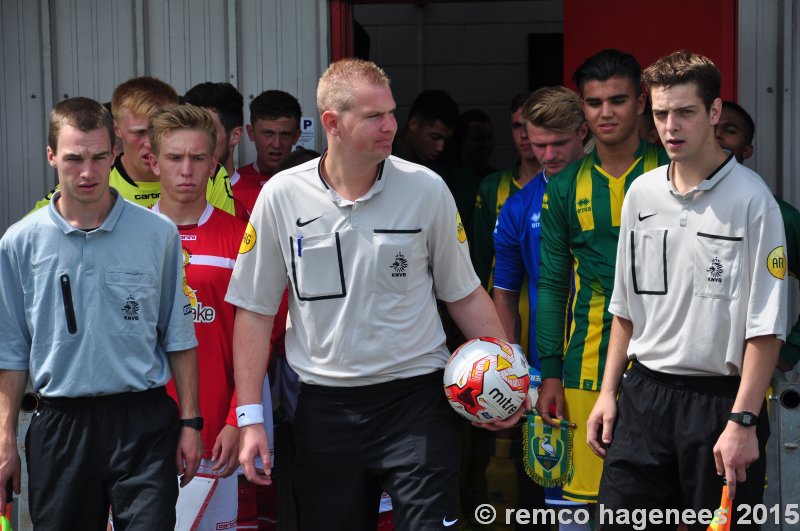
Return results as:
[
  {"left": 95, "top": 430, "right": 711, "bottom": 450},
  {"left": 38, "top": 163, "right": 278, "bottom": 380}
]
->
[{"left": 294, "top": 116, "right": 316, "bottom": 150}]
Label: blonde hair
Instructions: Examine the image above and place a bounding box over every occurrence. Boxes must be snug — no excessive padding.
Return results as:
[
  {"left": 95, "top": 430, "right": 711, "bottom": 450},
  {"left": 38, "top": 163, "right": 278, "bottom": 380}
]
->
[
  {"left": 316, "top": 58, "right": 390, "bottom": 113},
  {"left": 111, "top": 76, "right": 178, "bottom": 121},
  {"left": 148, "top": 104, "right": 216, "bottom": 156},
  {"left": 522, "top": 86, "right": 585, "bottom": 133}
]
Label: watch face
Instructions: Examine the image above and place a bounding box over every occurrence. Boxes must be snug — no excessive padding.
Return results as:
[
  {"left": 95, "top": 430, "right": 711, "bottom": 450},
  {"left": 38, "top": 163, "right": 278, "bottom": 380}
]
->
[{"left": 731, "top": 412, "right": 757, "bottom": 426}]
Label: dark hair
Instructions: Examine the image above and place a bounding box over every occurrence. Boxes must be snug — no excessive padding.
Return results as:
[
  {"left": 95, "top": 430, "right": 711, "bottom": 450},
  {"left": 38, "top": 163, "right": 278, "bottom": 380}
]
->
[
  {"left": 49, "top": 97, "right": 114, "bottom": 153},
  {"left": 510, "top": 93, "right": 530, "bottom": 114},
  {"left": 184, "top": 82, "right": 244, "bottom": 134},
  {"left": 642, "top": 50, "right": 720, "bottom": 111},
  {"left": 573, "top": 49, "right": 642, "bottom": 95},
  {"left": 407, "top": 90, "right": 459, "bottom": 129},
  {"left": 249, "top": 90, "right": 302, "bottom": 128},
  {"left": 721, "top": 101, "right": 755, "bottom": 145}
]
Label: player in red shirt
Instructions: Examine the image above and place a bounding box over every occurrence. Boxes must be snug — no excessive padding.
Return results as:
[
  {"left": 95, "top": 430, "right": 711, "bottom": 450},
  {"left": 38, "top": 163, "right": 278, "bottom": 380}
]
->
[
  {"left": 149, "top": 103, "right": 254, "bottom": 531},
  {"left": 235, "top": 90, "right": 302, "bottom": 214}
]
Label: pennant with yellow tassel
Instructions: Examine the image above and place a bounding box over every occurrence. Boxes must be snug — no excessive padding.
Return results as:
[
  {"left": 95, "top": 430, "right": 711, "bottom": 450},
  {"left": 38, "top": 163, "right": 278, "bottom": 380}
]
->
[
  {"left": 522, "top": 414, "right": 574, "bottom": 487},
  {"left": 707, "top": 483, "right": 731, "bottom": 531}
]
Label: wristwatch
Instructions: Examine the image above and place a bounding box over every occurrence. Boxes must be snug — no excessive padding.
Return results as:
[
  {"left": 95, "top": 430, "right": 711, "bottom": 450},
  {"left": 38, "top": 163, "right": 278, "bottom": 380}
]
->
[
  {"left": 729, "top": 411, "right": 758, "bottom": 427},
  {"left": 180, "top": 417, "right": 204, "bottom": 431}
]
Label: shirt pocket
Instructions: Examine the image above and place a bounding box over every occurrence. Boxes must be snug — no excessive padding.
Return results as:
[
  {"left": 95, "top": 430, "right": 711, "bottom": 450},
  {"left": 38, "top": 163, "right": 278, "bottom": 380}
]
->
[
  {"left": 631, "top": 229, "right": 668, "bottom": 295},
  {"left": 103, "top": 268, "right": 157, "bottom": 335},
  {"left": 290, "top": 232, "right": 346, "bottom": 300},
  {"left": 373, "top": 229, "right": 424, "bottom": 294},
  {"left": 693, "top": 232, "right": 743, "bottom": 300}
]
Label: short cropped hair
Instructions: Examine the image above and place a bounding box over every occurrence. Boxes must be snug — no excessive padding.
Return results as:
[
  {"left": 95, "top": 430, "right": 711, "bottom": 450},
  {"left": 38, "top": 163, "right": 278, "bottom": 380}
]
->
[
  {"left": 48, "top": 97, "right": 114, "bottom": 153},
  {"left": 184, "top": 82, "right": 244, "bottom": 134},
  {"left": 407, "top": 89, "right": 459, "bottom": 129},
  {"left": 522, "top": 86, "right": 585, "bottom": 133},
  {"left": 317, "top": 58, "right": 391, "bottom": 114},
  {"left": 573, "top": 49, "right": 643, "bottom": 95},
  {"left": 642, "top": 51, "right": 721, "bottom": 111},
  {"left": 250, "top": 90, "right": 302, "bottom": 128},
  {"left": 111, "top": 76, "right": 179, "bottom": 121},
  {"left": 721, "top": 100, "right": 755, "bottom": 145},
  {"left": 148, "top": 104, "right": 216, "bottom": 157}
]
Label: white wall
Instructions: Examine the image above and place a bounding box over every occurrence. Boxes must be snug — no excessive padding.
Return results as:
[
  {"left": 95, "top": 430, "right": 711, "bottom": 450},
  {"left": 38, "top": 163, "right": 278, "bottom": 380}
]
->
[
  {"left": 0, "top": 0, "right": 329, "bottom": 234},
  {"left": 355, "top": 1, "right": 563, "bottom": 170}
]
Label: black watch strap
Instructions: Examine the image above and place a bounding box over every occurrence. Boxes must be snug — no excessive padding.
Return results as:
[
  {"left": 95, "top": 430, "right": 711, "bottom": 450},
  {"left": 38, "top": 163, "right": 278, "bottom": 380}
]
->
[
  {"left": 729, "top": 411, "right": 758, "bottom": 427},
  {"left": 180, "top": 416, "right": 204, "bottom": 431}
]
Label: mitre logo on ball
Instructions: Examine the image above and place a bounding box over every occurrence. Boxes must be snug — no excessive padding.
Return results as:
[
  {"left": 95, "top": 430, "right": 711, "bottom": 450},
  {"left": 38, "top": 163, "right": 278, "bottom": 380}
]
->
[{"left": 443, "top": 337, "right": 530, "bottom": 423}]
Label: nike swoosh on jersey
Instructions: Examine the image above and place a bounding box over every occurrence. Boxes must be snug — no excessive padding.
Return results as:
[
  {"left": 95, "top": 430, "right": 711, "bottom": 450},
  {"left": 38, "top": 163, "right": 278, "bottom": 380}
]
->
[
  {"left": 442, "top": 517, "right": 459, "bottom": 527},
  {"left": 296, "top": 216, "right": 322, "bottom": 227},
  {"left": 638, "top": 212, "right": 658, "bottom": 221}
]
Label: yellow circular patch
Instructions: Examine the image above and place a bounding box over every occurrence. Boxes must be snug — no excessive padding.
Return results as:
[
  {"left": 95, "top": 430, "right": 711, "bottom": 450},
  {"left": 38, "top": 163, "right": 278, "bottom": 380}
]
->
[
  {"left": 239, "top": 223, "right": 257, "bottom": 254},
  {"left": 456, "top": 212, "right": 467, "bottom": 243},
  {"left": 767, "top": 246, "right": 786, "bottom": 279}
]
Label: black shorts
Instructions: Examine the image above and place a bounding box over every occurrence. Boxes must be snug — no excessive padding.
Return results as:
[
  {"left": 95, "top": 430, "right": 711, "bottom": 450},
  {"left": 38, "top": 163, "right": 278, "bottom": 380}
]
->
[
  {"left": 597, "top": 361, "right": 769, "bottom": 531},
  {"left": 26, "top": 387, "right": 181, "bottom": 531},
  {"left": 292, "top": 370, "right": 461, "bottom": 531}
]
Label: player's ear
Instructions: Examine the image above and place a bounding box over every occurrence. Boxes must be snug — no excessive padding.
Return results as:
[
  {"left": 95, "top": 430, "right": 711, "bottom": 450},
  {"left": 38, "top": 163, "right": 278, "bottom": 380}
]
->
[
  {"left": 709, "top": 98, "right": 723, "bottom": 126},
  {"left": 229, "top": 126, "right": 243, "bottom": 148},
  {"left": 149, "top": 153, "right": 160, "bottom": 176},
  {"left": 743, "top": 144, "right": 753, "bottom": 161},
  {"left": 46, "top": 146, "right": 57, "bottom": 168},
  {"left": 635, "top": 91, "right": 646, "bottom": 116},
  {"left": 321, "top": 110, "right": 339, "bottom": 136},
  {"left": 246, "top": 123, "right": 255, "bottom": 142}
]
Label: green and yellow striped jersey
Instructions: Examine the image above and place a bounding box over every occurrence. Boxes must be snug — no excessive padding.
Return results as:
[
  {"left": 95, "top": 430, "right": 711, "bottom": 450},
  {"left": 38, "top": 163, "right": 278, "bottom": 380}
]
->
[
  {"left": 473, "top": 165, "right": 531, "bottom": 350},
  {"left": 31, "top": 155, "right": 236, "bottom": 214},
  {"left": 473, "top": 165, "right": 524, "bottom": 288},
  {"left": 537, "top": 140, "right": 668, "bottom": 390}
]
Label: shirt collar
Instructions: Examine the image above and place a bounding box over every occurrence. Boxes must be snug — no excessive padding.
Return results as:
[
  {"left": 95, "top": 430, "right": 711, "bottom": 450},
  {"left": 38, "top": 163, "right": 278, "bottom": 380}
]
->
[{"left": 48, "top": 188, "right": 125, "bottom": 234}]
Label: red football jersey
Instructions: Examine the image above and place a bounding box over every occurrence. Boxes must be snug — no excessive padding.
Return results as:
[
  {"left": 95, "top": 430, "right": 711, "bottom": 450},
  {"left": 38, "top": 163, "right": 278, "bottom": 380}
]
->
[
  {"left": 231, "top": 163, "right": 273, "bottom": 215},
  {"left": 160, "top": 203, "right": 245, "bottom": 458}
]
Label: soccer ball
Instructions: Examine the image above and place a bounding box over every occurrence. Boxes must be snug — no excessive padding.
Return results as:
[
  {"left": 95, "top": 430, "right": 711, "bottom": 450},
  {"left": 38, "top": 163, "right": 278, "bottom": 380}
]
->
[{"left": 443, "top": 337, "right": 530, "bottom": 423}]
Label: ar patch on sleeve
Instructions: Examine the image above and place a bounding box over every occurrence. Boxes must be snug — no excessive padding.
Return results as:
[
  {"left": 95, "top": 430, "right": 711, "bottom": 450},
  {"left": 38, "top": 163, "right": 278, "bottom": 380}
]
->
[
  {"left": 456, "top": 212, "right": 467, "bottom": 244},
  {"left": 239, "top": 222, "right": 257, "bottom": 254},
  {"left": 767, "top": 246, "right": 786, "bottom": 279}
]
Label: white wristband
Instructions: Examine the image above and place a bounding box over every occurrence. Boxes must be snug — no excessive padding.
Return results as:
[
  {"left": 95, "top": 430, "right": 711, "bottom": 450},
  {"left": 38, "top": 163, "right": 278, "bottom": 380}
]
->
[{"left": 235, "top": 404, "right": 264, "bottom": 427}]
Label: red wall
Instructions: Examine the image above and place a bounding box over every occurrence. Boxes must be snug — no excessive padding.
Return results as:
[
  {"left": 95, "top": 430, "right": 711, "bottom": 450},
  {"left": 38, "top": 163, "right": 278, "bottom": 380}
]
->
[{"left": 563, "top": 0, "right": 738, "bottom": 101}]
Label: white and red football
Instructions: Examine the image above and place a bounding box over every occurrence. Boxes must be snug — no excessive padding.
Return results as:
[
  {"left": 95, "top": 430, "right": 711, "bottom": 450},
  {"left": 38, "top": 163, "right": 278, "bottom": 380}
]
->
[{"left": 443, "top": 337, "right": 530, "bottom": 423}]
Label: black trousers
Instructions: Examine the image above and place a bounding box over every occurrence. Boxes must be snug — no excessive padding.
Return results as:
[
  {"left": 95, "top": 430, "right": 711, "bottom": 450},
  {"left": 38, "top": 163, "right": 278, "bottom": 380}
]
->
[
  {"left": 597, "top": 361, "right": 769, "bottom": 531},
  {"left": 26, "top": 387, "right": 181, "bottom": 531},
  {"left": 292, "top": 370, "right": 461, "bottom": 531}
]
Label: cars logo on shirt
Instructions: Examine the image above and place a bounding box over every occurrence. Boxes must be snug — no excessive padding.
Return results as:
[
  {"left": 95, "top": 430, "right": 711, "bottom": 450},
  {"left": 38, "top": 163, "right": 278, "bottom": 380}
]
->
[
  {"left": 239, "top": 223, "right": 257, "bottom": 254},
  {"left": 767, "top": 246, "right": 786, "bottom": 279}
]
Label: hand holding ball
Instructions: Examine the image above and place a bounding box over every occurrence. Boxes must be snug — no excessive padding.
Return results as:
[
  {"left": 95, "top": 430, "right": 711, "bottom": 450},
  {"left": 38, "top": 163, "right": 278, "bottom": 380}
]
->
[{"left": 443, "top": 337, "right": 530, "bottom": 423}]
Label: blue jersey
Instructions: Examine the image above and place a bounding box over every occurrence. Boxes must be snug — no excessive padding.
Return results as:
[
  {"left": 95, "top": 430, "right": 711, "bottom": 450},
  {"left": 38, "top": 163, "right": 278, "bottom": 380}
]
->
[{"left": 493, "top": 170, "right": 548, "bottom": 367}]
